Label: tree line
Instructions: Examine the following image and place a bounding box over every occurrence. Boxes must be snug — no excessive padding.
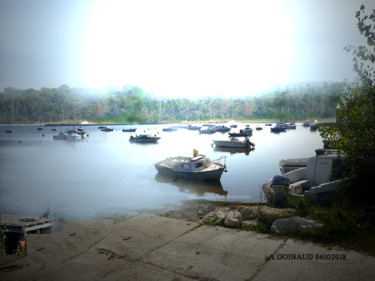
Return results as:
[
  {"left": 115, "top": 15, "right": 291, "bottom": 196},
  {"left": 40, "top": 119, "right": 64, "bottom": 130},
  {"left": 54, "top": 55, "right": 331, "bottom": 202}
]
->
[{"left": 0, "top": 82, "right": 346, "bottom": 124}]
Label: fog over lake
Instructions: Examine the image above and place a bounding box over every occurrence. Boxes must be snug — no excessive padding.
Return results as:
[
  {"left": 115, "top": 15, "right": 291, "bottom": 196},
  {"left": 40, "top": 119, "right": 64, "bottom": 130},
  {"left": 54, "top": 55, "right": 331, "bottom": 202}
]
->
[{"left": 0, "top": 123, "right": 323, "bottom": 219}]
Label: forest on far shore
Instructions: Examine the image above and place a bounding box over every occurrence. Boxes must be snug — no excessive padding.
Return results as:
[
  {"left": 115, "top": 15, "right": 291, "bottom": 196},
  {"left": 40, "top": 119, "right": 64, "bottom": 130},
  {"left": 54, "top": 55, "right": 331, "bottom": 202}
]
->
[{"left": 0, "top": 82, "right": 346, "bottom": 124}]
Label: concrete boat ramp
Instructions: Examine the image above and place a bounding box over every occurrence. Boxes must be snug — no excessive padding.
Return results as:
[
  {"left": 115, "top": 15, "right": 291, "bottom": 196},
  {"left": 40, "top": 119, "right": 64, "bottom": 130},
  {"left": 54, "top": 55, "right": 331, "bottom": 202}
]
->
[{"left": 1, "top": 213, "right": 374, "bottom": 280}]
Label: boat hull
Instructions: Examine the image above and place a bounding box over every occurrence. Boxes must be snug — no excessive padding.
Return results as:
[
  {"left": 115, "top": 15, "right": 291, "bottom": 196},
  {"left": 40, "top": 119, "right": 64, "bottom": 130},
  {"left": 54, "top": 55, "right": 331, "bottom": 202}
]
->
[
  {"left": 154, "top": 164, "right": 224, "bottom": 181},
  {"left": 213, "top": 140, "right": 251, "bottom": 148}
]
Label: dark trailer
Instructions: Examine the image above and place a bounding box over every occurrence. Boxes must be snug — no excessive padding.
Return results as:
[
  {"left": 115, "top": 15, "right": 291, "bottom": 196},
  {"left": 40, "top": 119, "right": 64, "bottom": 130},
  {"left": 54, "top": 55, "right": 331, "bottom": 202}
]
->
[{"left": 0, "top": 215, "right": 53, "bottom": 254}]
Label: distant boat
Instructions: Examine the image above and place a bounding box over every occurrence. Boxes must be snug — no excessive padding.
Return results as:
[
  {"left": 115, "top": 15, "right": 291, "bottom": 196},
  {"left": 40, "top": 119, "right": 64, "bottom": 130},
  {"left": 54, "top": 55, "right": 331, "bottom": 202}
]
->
[
  {"left": 51, "top": 128, "right": 58, "bottom": 131},
  {"left": 163, "top": 126, "right": 178, "bottom": 132},
  {"left": 213, "top": 137, "right": 255, "bottom": 149},
  {"left": 53, "top": 132, "right": 68, "bottom": 140},
  {"left": 228, "top": 127, "right": 253, "bottom": 137},
  {"left": 37, "top": 126, "right": 43, "bottom": 130},
  {"left": 199, "top": 127, "right": 216, "bottom": 134},
  {"left": 129, "top": 134, "right": 160, "bottom": 143},
  {"left": 122, "top": 128, "right": 137, "bottom": 132},
  {"left": 6, "top": 129, "right": 14, "bottom": 133},
  {"left": 310, "top": 123, "right": 318, "bottom": 131},
  {"left": 270, "top": 123, "right": 287, "bottom": 133},
  {"left": 101, "top": 126, "right": 114, "bottom": 132},
  {"left": 186, "top": 125, "right": 201, "bottom": 130},
  {"left": 214, "top": 125, "right": 231, "bottom": 132},
  {"left": 256, "top": 126, "right": 263, "bottom": 130}
]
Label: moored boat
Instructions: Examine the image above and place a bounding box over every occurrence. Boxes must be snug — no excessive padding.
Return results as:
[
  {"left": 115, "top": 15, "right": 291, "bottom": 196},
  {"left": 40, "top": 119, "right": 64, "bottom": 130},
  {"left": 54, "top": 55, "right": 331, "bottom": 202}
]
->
[
  {"left": 270, "top": 123, "right": 287, "bottom": 133},
  {"left": 155, "top": 153, "right": 227, "bottom": 181},
  {"left": 129, "top": 134, "right": 160, "bottom": 143},
  {"left": 213, "top": 137, "right": 255, "bottom": 149},
  {"left": 101, "top": 126, "right": 114, "bottom": 132},
  {"left": 163, "top": 126, "right": 178, "bottom": 132},
  {"left": 214, "top": 125, "right": 231, "bottom": 132},
  {"left": 228, "top": 127, "right": 253, "bottom": 137},
  {"left": 186, "top": 125, "right": 201, "bottom": 130},
  {"left": 122, "top": 128, "right": 137, "bottom": 132},
  {"left": 199, "top": 127, "right": 216, "bottom": 134},
  {"left": 53, "top": 131, "right": 68, "bottom": 140}
]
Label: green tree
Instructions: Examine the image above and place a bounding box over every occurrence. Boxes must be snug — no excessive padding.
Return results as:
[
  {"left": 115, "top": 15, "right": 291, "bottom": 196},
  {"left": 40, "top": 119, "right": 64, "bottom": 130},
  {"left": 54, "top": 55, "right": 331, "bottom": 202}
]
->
[{"left": 320, "top": 5, "right": 375, "bottom": 206}]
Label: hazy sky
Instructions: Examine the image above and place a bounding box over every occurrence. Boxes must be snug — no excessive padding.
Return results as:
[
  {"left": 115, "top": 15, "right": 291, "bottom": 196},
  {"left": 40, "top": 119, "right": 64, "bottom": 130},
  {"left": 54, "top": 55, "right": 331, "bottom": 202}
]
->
[{"left": 1, "top": 0, "right": 374, "bottom": 98}]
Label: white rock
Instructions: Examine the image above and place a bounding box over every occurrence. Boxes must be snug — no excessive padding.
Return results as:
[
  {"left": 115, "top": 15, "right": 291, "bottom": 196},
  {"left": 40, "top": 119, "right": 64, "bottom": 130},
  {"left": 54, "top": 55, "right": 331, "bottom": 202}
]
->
[
  {"left": 224, "top": 210, "right": 242, "bottom": 228},
  {"left": 237, "top": 206, "right": 257, "bottom": 220},
  {"left": 242, "top": 220, "right": 258, "bottom": 228},
  {"left": 271, "top": 216, "right": 322, "bottom": 233},
  {"left": 202, "top": 210, "right": 226, "bottom": 225}
]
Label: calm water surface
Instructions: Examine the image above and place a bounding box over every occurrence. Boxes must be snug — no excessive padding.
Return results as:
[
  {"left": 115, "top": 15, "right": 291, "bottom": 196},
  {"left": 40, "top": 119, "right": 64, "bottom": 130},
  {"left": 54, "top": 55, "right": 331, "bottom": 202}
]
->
[{"left": 0, "top": 123, "right": 323, "bottom": 219}]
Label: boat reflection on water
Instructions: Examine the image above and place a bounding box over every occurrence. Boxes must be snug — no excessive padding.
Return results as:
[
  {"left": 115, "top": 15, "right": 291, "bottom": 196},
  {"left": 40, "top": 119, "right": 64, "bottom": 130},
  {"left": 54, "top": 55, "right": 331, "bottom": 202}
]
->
[
  {"left": 154, "top": 172, "right": 228, "bottom": 198},
  {"left": 213, "top": 146, "right": 255, "bottom": 155}
]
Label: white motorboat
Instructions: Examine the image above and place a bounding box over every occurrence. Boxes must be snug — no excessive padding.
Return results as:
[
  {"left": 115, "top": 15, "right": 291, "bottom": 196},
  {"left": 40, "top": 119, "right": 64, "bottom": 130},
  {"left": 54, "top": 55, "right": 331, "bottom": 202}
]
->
[
  {"left": 155, "top": 154, "right": 227, "bottom": 181},
  {"left": 262, "top": 150, "right": 342, "bottom": 206},
  {"left": 279, "top": 158, "right": 309, "bottom": 174},
  {"left": 129, "top": 134, "right": 160, "bottom": 143},
  {"left": 66, "top": 132, "right": 81, "bottom": 141},
  {"left": 213, "top": 137, "right": 255, "bottom": 148},
  {"left": 53, "top": 132, "right": 68, "bottom": 140}
]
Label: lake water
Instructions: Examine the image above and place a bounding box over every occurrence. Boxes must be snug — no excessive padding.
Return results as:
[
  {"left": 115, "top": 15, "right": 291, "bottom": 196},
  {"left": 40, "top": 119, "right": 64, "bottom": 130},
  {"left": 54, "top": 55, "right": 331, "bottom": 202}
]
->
[{"left": 0, "top": 123, "right": 323, "bottom": 219}]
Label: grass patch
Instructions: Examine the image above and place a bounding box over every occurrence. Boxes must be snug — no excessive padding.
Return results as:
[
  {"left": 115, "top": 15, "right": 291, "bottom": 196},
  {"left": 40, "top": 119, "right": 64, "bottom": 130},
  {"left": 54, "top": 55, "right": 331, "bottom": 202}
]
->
[{"left": 285, "top": 200, "right": 375, "bottom": 255}]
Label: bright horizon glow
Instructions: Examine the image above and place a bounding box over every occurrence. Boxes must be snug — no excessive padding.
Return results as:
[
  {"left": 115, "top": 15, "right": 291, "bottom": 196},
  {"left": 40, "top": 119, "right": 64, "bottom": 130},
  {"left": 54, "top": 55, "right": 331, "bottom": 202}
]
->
[
  {"left": 83, "top": 0, "right": 304, "bottom": 98},
  {"left": 1, "top": 0, "right": 375, "bottom": 98}
]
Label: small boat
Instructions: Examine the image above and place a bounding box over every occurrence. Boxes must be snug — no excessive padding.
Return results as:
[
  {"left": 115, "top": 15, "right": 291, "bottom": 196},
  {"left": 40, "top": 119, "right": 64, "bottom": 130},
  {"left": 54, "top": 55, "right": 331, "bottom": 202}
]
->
[
  {"left": 286, "top": 123, "right": 296, "bottom": 129},
  {"left": 228, "top": 127, "right": 253, "bottom": 137},
  {"left": 51, "top": 128, "right": 58, "bottom": 131},
  {"left": 270, "top": 123, "right": 287, "bottom": 133},
  {"left": 303, "top": 122, "right": 310, "bottom": 127},
  {"left": 310, "top": 123, "right": 318, "bottom": 131},
  {"left": 66, "top": 132, "right": 81, "bottom": 141},
  {"left": 200, "top": 127, "right": 216, "bottom": 134},
  {"left": 214, "top": 125, "right": 231, "bottom": 132},
  {"left": 37, "top": 126, "right": 43, "bottom": 130},
  {"left": 186, "top": 125, "right": 201, "bottom": 130},
  {"left": 53, "top": 131, "right": 68, "bottom": 140},
  {"left": 279, "top": 158, "right": 309, "bottom": 174},
  {"left": 6, "top": 129, "right": 14, "bottom": 133},
  {"left": 129, "top": 134, "right": 160, "bottom": 143},
  {"left": 213, "top": 137, "right": 255, "bottom": 148},
  {"left": 101, "top": 126, "right": 114, "bottom": 132},
  {"left": 155, "top": 153, "right": 227, "bottom": 181},
  {"left": 256, "top": 126, "right": 263, "bottom": 130},
  {"left": 265, "top": 123, "right": 272, "bottom": 126},
  {"left": 262, "top": 150, "right": 341, "bottom": 207},
  {"left": 163, "top": 126, "right": 178, "bottom": 132},
  {"left": 230, "top": 124, "right": 238, "bottom": 128},
  {"left": 122, "top": 128, "right": 137, "bottom": 132},
  {"left": 66, "top": 127, "right": 85, "bottom": 136}
]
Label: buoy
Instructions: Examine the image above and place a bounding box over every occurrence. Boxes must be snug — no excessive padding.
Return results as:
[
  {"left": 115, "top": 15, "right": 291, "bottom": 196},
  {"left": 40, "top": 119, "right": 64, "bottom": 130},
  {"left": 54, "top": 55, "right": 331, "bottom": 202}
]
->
[{"left": 193, "top": 149, "right": 198, "bottom": 157}]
